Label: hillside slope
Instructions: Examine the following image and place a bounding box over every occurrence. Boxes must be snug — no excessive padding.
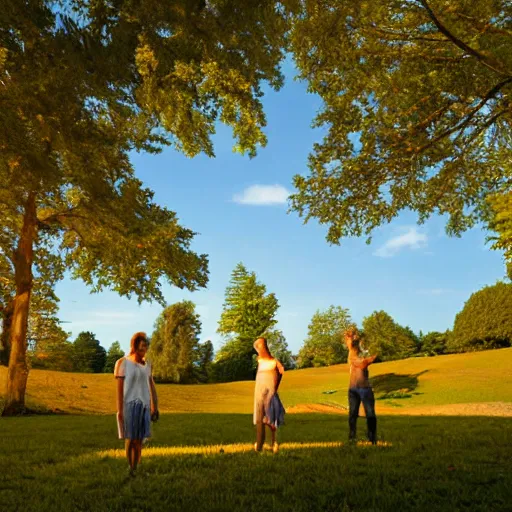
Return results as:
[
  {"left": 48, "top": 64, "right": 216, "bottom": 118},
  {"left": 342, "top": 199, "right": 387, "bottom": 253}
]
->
[{"left": 1, "top": 348, "right": 511, "bottom": 415}]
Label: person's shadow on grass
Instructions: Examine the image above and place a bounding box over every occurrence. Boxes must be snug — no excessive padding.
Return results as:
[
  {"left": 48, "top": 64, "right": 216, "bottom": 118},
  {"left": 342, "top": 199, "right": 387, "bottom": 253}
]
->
[{"left": 370, "top": 370, "right": 428, "bottom": 399}]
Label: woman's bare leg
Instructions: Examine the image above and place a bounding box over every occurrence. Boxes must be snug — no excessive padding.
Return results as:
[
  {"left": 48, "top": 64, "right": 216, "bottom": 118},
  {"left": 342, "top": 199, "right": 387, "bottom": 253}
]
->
[
  {"left": 125, "top": 439, "right": 132, "bottom": 468},
  {"left": 255, "top": 422, "right": 265, "bottom": 451},
  {"left": 133, "top": 440, "right": 142, "bottom": 471},
  {"left": 270, "top": 426, "right": 278, "bottom": 452}
]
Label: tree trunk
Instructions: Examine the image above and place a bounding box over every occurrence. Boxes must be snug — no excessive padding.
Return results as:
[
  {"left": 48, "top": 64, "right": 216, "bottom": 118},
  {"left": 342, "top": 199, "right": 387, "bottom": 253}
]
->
[
  {"left": 0, "top": 301, "right": 14, "bottom": 366},
  {"left": 2, "top": 193, "right": 37, "bottom": 416}
]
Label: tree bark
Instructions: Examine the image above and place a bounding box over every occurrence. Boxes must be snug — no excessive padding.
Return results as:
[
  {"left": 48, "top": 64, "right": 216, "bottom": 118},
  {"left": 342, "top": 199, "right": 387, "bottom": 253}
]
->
[
  {"left": 2, "top": 192, "right": 37, "bottom": 416},
  {"left": 0, "top": 300, "right": 14, "bottom": 366}
]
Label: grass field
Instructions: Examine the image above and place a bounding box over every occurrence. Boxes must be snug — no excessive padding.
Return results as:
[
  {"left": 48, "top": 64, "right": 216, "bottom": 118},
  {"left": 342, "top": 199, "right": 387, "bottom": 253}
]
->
[{"left": 1, "top": 349, "right": 512, "bottom": 511}]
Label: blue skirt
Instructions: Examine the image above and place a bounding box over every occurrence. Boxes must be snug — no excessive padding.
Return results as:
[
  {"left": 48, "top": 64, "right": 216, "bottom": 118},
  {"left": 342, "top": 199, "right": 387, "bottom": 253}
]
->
[
  {"left": 118, "top": 399, "right": 151, "bottom": 440},
  {"left": 266, "top": 393, "right": 285, "bottom": 428},
  {"left": 254, "top": 392, "right": 285, "bottom": 428}
]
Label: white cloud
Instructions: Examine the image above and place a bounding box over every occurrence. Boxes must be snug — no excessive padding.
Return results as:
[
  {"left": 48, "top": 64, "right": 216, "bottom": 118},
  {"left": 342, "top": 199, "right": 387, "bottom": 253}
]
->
[
  {"left": 232, "top": 184, "right": 290, "bottom": 206},
  {"left": 374, "top": 227, "right": 428, "bottom": 258}
]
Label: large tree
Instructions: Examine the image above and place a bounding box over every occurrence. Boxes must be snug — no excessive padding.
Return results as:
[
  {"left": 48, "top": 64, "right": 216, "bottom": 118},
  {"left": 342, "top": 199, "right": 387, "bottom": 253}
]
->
[
  {"left": 362, "top": 311, "right": 417, "bottom": 361},
  {"left": 290, "top": 0, "right": 512, "bottom": 254},
  {"left": 217, "top": 263, "right": 279, "bottom": 340},
  {"left": 449, "top": 281, "right": 512, "bottom": 352},
  {"left": 1, "top": 0, "right": 295, "bottom": 414},
  {"left": 72, "top": 331, "right": 106, "bottom": 373},
  {"left": 296, "top": 305, "right": 351, "bottom": 368},
  {"left": 148, "top": 301, "right": 202, "bottom": 383},
  {"left": 215, "top": 262, "right": 279, "bottom": 381},
  {"left": 1, "top": 245, "right": 65, "bottom": 366}
]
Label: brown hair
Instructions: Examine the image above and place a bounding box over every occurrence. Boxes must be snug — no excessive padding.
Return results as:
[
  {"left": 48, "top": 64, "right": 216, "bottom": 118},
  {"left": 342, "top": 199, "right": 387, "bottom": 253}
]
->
[
  {"left": 343, "top": 325, "right": 360, "bottom": 348},
  {"left": 130, "top": 331, "right": 149, "bottom": 354},
  {"left": 253, "top": 337, "right": 270, "bottom": 355},
  {"left": 343, "top": 325, "right": 359, "bottom": 338}
]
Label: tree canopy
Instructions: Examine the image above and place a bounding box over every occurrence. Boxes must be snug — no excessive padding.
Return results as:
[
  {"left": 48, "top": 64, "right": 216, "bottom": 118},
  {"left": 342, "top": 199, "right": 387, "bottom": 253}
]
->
[
  {"left": 419, "top": 330, "right": 450, "bottom": 356},
  {"left": 1, "top": 0, "right": 297, "bottom": 414},
  {"left": 362, "top": 311, "right": 417, "bottom": 361},
  {"left": 297, "top": 305, "right": 351, "bottom": 368},
  {"left": 148, "top": 301, "right": 202, "bottom": 383},
  {"left": 290, "top": 0, "right": 512, "bottom": 248},
  {"left": 217, "top": 262, "right": 279, "bottom": 341},
  {"left": 103, "top": 341, "right": 125, "bottom": 374},
  {"left": 72, "top": 331, "right": 106, "bottom": 373},
  {"left": 486, "top": 191, "right": 512, "bottom": 279},
  {"left": 449, "top": 281, "right": 512, "bottom": 352}
]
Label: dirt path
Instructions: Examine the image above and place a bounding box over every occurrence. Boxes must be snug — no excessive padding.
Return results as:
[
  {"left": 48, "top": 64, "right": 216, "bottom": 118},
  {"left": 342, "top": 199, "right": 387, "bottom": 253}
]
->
[{"left": 287, "top": 402, "right": 512, "bottom": 417}]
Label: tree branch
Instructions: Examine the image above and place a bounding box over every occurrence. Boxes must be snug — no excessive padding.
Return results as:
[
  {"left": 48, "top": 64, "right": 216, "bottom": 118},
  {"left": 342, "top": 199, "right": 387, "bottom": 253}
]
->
[
  {"left": 415, "top": 77, "right": 512, "bottom": 153},
  {"left": 37, "top": 207, "right": 88, "bottom": 226},
  {"left": 365, "top": 24, "right": 450, "bottom": 43},
  {"left": 458, "top": 109, "right": 508, "bottom": 149},
  {"left": 417, "top": 0, "right": 510, "bottom": 76},
  {"left": 452, "top": 12, "right": 512, "bottom": 37}
]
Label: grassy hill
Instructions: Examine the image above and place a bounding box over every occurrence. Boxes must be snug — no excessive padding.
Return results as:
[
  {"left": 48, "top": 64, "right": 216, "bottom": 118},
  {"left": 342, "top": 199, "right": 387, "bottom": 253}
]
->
[
  {"left": 1, "top": 348, "right": 512, "bottom": 511},
  {"left": 1, "top": 348, "right": 511, "bottom": 415}
]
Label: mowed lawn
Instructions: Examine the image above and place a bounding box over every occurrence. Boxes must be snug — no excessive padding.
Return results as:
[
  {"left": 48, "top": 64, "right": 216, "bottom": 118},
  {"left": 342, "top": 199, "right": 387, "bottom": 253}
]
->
[
  {"left": 1, "top": 413, "right": 511, "bottom": 511},
  {"left": 1, "top": 349, "right": 512, "bottom": 511}
]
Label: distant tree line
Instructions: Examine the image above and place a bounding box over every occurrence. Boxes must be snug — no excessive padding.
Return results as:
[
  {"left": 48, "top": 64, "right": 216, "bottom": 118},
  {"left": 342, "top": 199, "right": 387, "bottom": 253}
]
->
[{"left": 1, "top": 266, "right": 511, "bottom": 379}]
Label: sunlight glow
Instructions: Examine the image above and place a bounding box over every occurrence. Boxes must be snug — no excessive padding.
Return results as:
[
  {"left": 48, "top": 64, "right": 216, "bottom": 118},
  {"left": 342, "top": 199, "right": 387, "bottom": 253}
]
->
[{"left": 97, "top": 441, "right": 392, "bottom": 459}]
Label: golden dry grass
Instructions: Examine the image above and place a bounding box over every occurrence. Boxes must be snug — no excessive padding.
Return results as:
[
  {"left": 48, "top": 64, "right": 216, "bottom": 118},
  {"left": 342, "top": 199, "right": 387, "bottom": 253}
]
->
[{"left": 1, "top": 347, "right": 511, "bottom": 415}]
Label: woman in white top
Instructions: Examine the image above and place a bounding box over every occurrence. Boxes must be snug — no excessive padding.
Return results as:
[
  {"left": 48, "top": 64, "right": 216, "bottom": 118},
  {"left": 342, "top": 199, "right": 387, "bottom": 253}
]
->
[
  {"left": 253, "top": 337, "right": 285, "bottom": 453},
  {"left": 114, "top": 332, "right": 159, "bottom": 476}
]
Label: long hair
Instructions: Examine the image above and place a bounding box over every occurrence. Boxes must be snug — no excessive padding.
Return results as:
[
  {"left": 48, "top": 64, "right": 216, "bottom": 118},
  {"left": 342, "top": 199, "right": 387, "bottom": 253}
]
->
[{"left": 130, "top": 331, "right": 148, "bottom": 355}]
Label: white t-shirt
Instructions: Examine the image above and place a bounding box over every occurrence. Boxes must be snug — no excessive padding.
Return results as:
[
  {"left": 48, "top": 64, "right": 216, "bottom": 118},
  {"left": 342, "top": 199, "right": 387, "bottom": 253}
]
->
[
  {"left": 257, "top": 357, "right": 284, "bottom": 373},
  {"left": 114, "top": 357, "right": 152, "bottom": 408}
]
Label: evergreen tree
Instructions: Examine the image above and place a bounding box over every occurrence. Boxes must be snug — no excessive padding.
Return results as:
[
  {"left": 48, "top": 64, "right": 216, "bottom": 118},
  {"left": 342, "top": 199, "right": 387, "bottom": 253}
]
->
[
  {"left": 148, "top": 301, "right": 202, "bottom": 383},
  {"left": 215, "top": 263, "right": 279, "bottom": 381},
  {"left": 103, "top": 341, "right": 125, "bottom": 373},
  {"left": 217, "top": 263, "right": 279, "bottom": 340},
  {"left": 72, "top": 331, "right": 106, "bottom": 373},
  {"left": 194, "top": 340, "right": 214, "bottom": 383}
]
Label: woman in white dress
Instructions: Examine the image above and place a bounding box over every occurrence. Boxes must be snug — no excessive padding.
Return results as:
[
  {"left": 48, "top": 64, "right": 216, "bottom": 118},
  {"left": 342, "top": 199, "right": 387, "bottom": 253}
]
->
[
  {"left": 114, "top": 332, "right": 159, "bottom": 476},
  {"left": 253, "top": 337, "right": 285, "bottom": 453}
]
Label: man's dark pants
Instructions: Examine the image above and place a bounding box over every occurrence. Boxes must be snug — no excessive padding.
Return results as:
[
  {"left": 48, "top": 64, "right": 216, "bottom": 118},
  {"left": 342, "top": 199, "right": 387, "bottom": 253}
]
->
[{"left": 348, "top": 387, "right": 377, "bottom": 444}]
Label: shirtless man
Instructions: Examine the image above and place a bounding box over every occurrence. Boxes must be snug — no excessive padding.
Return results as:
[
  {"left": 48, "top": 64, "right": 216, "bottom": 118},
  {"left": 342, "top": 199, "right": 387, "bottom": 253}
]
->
[{"left": 344, "top": 326, "right": 378, "bottom": 444}]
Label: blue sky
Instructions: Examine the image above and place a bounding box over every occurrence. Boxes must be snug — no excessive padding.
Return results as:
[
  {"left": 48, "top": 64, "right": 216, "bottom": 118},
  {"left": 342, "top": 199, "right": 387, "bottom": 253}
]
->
[{"left": 54, "top": 61, "right": 507, "bottom": 355}]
